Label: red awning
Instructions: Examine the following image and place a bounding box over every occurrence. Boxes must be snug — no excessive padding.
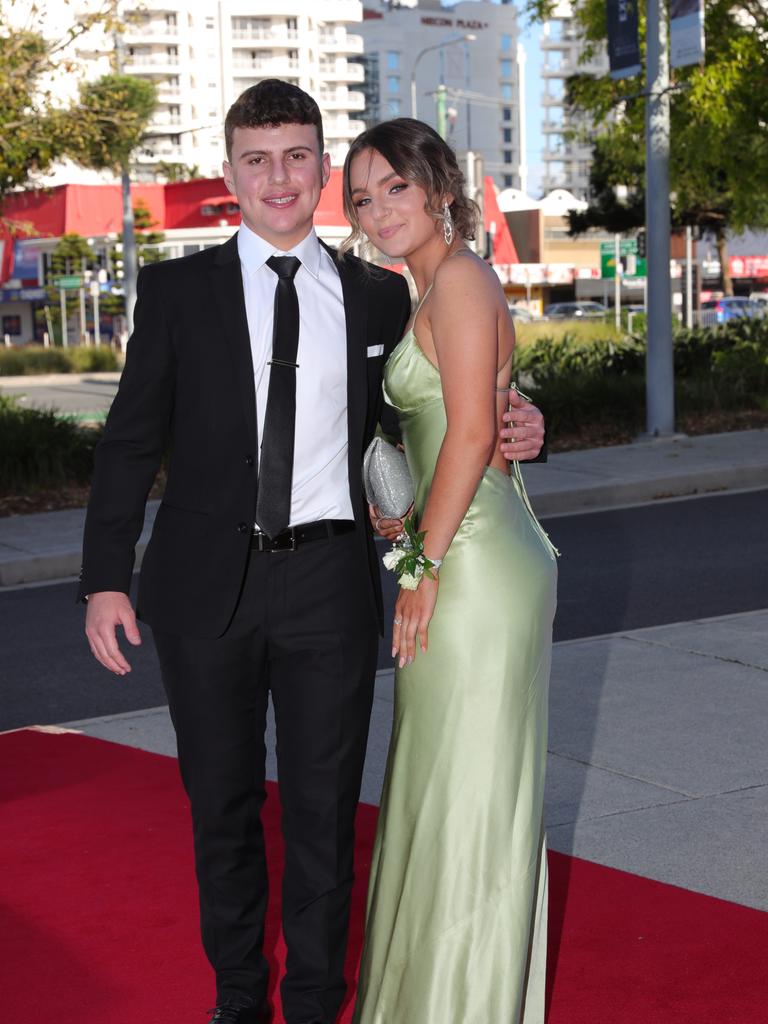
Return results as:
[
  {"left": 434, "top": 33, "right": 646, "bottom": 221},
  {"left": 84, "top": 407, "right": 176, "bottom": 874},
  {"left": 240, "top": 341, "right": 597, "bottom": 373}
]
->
[{"left": 200, "top": 195, "right": 238, "bottom": 207}]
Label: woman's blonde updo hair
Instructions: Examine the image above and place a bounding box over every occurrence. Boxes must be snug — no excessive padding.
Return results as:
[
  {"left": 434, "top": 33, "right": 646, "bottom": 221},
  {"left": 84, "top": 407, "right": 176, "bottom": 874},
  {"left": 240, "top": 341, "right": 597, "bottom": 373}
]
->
[{"left": 341, "top": 118, "right": 479, "bottom": 256}]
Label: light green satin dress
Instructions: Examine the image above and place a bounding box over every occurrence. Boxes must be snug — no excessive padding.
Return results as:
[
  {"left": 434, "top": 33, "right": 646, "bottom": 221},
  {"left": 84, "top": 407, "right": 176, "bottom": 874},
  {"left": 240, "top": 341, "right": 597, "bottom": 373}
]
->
[{"left": 353, "top": 331, "right": 558, "bottom": 1024}]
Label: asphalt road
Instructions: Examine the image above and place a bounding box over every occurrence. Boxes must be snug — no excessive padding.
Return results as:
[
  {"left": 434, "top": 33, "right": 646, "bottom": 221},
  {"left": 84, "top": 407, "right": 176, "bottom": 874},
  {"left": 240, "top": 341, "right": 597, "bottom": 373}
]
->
[
  {"left": 0, "top": 378, "right": 118, "bottom": 420},
  {"left": 1, "top": 489, "right": 766, "bottom": 732}
]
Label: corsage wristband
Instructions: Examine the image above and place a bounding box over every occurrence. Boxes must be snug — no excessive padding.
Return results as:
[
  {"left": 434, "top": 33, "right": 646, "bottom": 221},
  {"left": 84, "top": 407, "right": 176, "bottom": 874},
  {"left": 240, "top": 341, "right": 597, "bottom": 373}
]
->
[{"left": 381, "top": 517, "right": 441, "bottom": 591}]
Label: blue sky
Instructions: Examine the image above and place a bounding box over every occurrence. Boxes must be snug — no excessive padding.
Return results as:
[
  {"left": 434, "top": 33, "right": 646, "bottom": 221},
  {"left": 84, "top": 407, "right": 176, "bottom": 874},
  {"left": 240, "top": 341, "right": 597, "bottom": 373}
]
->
[{"left": 443, "top": 0, "right": 545, "bottom": 195}]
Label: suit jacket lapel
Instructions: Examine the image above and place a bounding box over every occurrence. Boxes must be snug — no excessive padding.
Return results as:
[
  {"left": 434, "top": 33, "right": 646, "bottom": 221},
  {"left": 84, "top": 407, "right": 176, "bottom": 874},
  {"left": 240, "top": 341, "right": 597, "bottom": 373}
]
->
[
  {"left": 323, "top": 243, "right": 367, "bottom": 460},
  {"left": 211, "top": 233, "right": 257, "bottom": 451}
]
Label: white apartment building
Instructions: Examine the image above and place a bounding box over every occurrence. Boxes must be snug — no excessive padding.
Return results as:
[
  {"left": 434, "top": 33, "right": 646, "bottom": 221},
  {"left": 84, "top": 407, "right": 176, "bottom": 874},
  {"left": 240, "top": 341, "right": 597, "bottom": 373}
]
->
[
  {"left": 357, "top": 0, "right": 527, "bottom": 192},
  {"left": 119, "top": 0, "right": 367, "bottom": 176},
  {"left": 21, "top": 0, "right": 368, "bottom": 181},
  {"left": 540, "top": 0, "right": 608, "bottom": 197}
]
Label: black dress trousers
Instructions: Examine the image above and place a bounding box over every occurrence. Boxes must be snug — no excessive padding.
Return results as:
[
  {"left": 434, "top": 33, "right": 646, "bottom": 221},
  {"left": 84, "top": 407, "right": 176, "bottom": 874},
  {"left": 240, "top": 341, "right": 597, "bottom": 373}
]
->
[{"left": 152, "top": 527, "right": 378, "bottom": 1024}]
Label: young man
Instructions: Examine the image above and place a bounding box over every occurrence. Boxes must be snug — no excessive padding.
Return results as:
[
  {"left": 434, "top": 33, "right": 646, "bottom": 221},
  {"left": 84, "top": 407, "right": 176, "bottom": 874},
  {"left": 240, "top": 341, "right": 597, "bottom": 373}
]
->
[{"left": 81, "top": 80, "right": 545, "bottom": 1024}]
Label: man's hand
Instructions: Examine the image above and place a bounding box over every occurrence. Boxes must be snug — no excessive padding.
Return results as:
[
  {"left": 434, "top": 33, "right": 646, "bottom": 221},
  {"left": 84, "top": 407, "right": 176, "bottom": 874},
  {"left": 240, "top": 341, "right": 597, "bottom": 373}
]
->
[
  {"left": 85, "top": 591, "right": 142, "bottom": 676},
  {"left": 500, "top": 388, "right": 545, "bottom": 462},
  {"left": 369, "top": 503, "right": 408, "bottom": 542}
]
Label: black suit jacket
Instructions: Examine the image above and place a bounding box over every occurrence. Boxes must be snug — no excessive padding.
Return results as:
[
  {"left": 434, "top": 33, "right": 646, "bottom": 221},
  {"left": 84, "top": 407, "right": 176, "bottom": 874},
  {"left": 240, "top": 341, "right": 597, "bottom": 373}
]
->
[{"left": 79, "top": 233, "right": 412, "bottom": 637}]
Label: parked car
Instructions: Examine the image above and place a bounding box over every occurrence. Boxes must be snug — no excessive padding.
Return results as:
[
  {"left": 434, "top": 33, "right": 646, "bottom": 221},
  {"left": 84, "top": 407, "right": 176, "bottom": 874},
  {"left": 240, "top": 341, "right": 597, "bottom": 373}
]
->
[
  {"left": 749, "top": 291, "right": 768, "bottom": 313},
  {"left": 544, "top": 301, "right": 608, "bottom": 319},
  {"left": 700, "top": 297, "right": 765, "bottom": 323},
  {"left": 507, "top": 304, "right": 535, "bottom": 323}
]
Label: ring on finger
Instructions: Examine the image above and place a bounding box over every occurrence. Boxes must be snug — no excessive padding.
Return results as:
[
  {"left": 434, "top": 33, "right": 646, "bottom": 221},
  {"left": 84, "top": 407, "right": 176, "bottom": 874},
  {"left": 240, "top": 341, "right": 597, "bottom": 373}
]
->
[
  {"left": 393, "top": 617, "right": 403, "bottom": 625},
  {"left": 375, "top": 517, "right": 383, "bottom": 530}
]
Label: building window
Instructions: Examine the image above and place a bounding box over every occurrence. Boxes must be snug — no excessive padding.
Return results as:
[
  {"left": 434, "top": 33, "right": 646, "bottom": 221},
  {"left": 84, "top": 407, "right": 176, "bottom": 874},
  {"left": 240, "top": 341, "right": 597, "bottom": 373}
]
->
[
  {"left": 387, "top": 51, "right": 399, "bottom": 70},
  {"left": 501, "top": 83, "right": 513, "bottom": 100},
  {"left": 504, "top": 174, "right": 513, "bottom": 188},
  {"left": 501, "top": 59, "right": 512, "bottom": 78},
  {"left": 501, "top": 33, "right": 512, "bottom": 52},
  {"left": 504, "top": 150, "right": 513, "bottom": 164},
  {"left": 387, "top": 99, "right": 401, "bottom": 116},
  {"left": 503, "top": 127, "right": 512, "bottom": 143},
  {"left": 387, "top": 75, "right": 399, "bottom": 93},
  {"left": 503, "top": 106, "right": 512, "bottom": 121}
]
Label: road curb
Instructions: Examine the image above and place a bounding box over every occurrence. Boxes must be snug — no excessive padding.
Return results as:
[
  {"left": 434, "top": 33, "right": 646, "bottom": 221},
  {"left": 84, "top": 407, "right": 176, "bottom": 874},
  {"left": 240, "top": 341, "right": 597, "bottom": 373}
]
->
[{"left": 527, "top": 465, "right": 768, "bottom": 517}]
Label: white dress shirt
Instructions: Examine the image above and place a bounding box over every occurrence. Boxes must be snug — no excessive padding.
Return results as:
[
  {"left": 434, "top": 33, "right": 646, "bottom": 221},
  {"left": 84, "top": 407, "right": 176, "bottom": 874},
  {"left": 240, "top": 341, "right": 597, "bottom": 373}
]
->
[{"left": 237, "top": 222, "right": 354, "bottom": 526}]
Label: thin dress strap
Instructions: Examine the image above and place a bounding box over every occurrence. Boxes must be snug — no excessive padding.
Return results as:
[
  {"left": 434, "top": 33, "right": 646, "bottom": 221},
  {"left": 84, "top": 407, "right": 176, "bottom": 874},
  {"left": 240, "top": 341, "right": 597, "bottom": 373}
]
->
[{"left": 412, "top": 281, "right": 434, "bottom": 318}]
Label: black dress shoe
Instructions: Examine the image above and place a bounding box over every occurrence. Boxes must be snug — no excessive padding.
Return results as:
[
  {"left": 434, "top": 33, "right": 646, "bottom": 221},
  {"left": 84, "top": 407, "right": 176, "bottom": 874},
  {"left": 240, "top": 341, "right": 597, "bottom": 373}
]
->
[{"left": 207, "top": 999, "right": 270, "bottom": 1023}]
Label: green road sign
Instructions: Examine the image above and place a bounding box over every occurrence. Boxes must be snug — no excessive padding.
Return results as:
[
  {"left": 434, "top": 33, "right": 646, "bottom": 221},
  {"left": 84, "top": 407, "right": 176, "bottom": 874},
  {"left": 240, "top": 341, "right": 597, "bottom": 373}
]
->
[
  {"left": 600, "top": 239, "right": 647, "bottom": 280},
  {"left": 54, "top": 275, "right": 83, "bottom": 289}
]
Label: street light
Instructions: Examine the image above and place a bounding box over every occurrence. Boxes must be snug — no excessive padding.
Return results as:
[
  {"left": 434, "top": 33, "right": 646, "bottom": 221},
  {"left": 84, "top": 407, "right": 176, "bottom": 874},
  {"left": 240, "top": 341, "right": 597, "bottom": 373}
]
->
[{"left": 410, "top": 34, "right": 476, "bottom": 120}]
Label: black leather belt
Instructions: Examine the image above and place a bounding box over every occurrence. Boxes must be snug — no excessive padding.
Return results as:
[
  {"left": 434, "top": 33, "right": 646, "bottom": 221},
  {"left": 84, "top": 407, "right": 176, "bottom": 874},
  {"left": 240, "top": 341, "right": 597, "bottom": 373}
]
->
[{"left": 250, "top": 519, "right": 355, "bottom": 552}]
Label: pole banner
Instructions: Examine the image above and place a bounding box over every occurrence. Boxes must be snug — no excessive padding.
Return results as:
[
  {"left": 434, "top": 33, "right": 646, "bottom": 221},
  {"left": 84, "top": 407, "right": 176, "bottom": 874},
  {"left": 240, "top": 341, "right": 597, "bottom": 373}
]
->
[
  {"left": 670, "top": 0, "right": 705, "bottom": 68},
  {"left": 606, "top": 0, "right": 641, "bottom": 79}
]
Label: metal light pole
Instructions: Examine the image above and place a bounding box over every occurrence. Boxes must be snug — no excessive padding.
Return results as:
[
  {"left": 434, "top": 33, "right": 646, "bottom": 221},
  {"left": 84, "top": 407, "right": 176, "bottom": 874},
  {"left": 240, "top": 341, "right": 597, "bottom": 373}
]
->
[
  {"left": 644, "top": 0, "right": 675, "bottom": 435},
  {"left": 114, "top": 27, "right": 138, "bottom": 338},
  {"left": 410, "top": 34, "right": 476, "bottom": 119}
]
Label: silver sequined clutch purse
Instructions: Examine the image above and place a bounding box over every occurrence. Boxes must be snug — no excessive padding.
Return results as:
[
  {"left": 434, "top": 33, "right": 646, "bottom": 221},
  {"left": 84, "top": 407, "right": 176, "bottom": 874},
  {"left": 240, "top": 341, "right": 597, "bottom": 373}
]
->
[{"left": 363, "top": 436, "right": 414, "bottom": 519}]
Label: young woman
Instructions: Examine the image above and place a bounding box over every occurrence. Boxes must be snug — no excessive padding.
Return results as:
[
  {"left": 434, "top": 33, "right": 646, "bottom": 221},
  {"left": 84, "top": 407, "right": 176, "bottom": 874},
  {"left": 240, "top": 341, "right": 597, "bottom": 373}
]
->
[{"left": 343, "top": 120, "right": 558, "bottom": 1023}]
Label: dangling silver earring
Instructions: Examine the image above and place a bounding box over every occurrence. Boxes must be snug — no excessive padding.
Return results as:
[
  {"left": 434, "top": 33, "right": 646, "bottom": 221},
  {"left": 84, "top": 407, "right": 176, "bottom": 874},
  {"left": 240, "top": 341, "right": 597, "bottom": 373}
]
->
[{"left": 443, "top": 202, "right": 454, "bottom": 246}]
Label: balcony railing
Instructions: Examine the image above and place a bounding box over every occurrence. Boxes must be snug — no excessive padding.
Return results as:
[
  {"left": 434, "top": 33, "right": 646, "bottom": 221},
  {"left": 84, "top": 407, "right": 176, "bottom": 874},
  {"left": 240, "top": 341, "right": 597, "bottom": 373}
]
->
[
  {"left": 124, "top": 53, "right": 180, "bottom": 68},
  {"left": 318, "top": 31, "right": 364, "bottom": 52},
  {"left": 135, "top": 145, "right": 184, "bottom": 163},
  {"left": 325, "top": 117, "right": 366, "bottom": 139},
  {"left": 125, "top": 23, "right": 180, "bottom": 38},
  {"left": 232, "top": 56, "right": 300, "bottom": 75},
  {"left": 231, "top": 27, "right": 299, "bottom": 42},
  {"left": 319, "top": 60, "right": 364, "bottom": 82}
]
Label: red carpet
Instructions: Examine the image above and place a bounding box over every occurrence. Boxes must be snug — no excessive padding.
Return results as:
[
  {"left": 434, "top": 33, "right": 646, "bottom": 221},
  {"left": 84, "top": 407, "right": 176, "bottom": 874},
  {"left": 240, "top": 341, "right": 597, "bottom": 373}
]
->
[{"left": 1, "top": 729, "right": 766, "bottom": 1023}]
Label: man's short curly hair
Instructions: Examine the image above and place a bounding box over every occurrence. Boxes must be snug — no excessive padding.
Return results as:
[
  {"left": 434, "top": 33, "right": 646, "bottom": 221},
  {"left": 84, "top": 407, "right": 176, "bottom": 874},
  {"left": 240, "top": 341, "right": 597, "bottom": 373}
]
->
[{"left": 224, "top": 79, "right": 324, "bottom": 159}]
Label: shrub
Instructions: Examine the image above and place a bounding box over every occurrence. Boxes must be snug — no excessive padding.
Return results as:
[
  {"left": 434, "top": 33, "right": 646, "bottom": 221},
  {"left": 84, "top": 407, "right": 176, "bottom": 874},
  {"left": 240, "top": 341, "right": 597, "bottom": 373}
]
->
[
  {"left": 0, "top": 394, "right": 101, "bottom": 492},
  {"left": 514, "top": 317, "right": 768, "bottom": 437},
  {"left": 0, "top": 344, "right": 121, "bottom": 376}
]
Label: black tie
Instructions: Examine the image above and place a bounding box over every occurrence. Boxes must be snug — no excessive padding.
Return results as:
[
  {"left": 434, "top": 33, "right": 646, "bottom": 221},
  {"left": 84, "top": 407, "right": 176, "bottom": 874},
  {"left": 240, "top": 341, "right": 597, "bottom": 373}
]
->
[{"left": 256, "top": 255, "right": 301, "bottom": 538}]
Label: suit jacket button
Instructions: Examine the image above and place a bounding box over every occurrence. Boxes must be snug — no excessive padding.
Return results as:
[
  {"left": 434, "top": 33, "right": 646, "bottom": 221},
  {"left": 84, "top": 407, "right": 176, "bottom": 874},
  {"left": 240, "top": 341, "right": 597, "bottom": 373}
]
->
[
  {"left": 237, "top": 522, "right": 249, "bottom": 534},
  {"left": 245, "top": 454, "right": 254, "bottom": 466}
]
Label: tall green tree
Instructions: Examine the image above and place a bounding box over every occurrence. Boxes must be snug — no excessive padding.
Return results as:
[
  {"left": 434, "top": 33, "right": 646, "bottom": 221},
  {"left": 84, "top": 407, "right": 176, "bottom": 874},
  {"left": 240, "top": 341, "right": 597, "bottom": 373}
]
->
[
  {"left": 70, "top": 74, "right": 156, "bottom": 173},
  {"left": 528, "top": 0, "right": 768, "bottom": 293},
  {"left": 0, "top": 2, "right": 115, "bottom": 209}
]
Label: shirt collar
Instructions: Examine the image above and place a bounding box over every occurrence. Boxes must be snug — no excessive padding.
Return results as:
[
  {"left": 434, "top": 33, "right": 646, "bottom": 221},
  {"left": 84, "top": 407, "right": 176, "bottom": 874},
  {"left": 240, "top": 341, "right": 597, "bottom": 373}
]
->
[{"left": 237, "top": 221, "right": 322, "bottom": 280}]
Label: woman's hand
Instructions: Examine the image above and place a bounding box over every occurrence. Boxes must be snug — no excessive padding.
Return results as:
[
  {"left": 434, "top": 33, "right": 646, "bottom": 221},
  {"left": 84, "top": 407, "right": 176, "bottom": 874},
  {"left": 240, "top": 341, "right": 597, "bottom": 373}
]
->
[
  {"left": 392, "top": 573, "right": 439, "bottom": 668},
  {"left": 369, "top": 503, "right": 408, "bottom": 541}
]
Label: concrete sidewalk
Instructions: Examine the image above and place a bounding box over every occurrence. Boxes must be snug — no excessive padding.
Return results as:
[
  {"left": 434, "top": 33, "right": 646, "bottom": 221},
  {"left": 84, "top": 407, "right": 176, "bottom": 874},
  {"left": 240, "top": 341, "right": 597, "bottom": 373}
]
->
[
  {"left": 61, "top": 608, "right": 768, "bottom": 912},
  {"left": 1, "top": 428, "right": 766, "bottom": 586}
]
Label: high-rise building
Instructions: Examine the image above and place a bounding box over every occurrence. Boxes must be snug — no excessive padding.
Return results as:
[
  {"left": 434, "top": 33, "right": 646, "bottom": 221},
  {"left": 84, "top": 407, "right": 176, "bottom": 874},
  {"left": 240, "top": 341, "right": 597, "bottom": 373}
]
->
[
  {"left": 119, "top": 1, "right": 367, "bottom": 177},
  {"left": 23, "top": 0, "right": 368, "bottom": 181},
  {"left": 540, "top": 0, "right": 608, "bottom": 197},
  {"left": 357, "top": 0, "right": 527, "bottom": 192}
]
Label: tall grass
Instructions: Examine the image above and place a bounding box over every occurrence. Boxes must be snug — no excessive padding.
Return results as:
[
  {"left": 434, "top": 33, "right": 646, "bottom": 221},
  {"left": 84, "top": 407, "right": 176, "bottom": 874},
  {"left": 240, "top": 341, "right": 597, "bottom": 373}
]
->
[
  {"left": 0, "top": 345, "right": 120, "bottom": 376},
  {"left": 515, "top": 319, "right": 625, "bottom": 347},
  {"left": 0, "top": 395, "right": 102, "bottom": 493}
]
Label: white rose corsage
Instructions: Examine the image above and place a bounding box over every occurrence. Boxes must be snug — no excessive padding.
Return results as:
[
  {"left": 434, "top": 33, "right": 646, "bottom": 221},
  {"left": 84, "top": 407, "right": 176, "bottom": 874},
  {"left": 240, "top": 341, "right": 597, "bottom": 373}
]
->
[{"left": 382, "top": 517, "right": 442, "bottom": 590}]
